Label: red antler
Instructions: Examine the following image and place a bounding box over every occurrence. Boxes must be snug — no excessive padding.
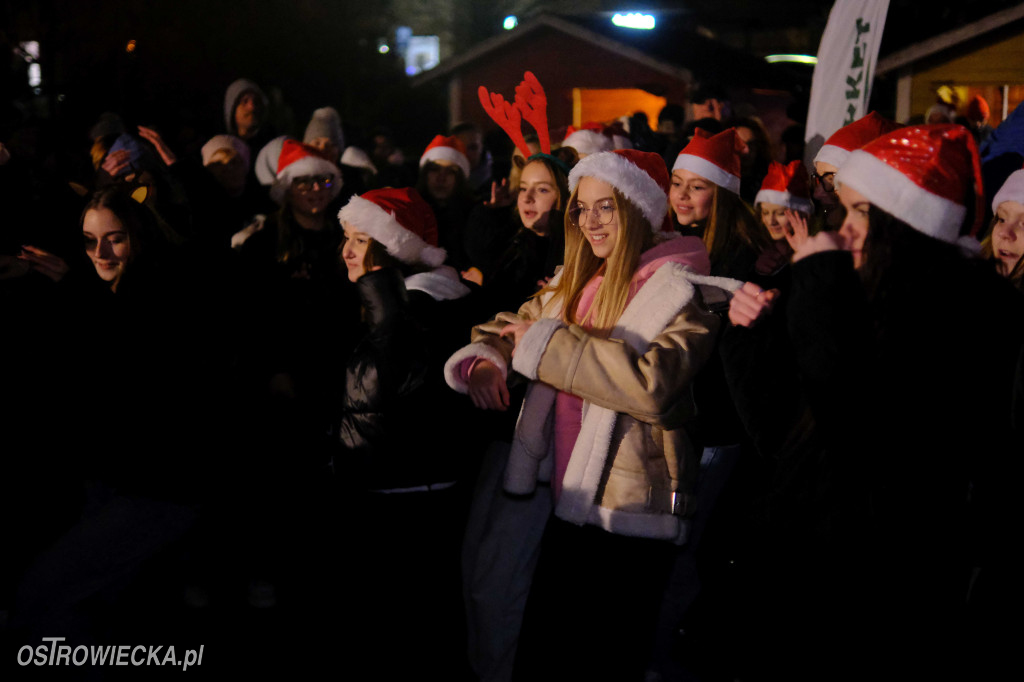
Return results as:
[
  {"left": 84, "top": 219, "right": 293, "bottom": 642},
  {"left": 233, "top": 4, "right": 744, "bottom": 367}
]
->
[
  {"left": 514, "top": 71, "right": 550, "bottom": 154},
  {"left": 478, "top": 86, "right": 531, "bottom": 158}
]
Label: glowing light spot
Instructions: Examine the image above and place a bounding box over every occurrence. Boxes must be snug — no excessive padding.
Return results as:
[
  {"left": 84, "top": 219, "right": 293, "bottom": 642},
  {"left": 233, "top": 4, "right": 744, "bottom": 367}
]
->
[
  {"left": 379, "top": 44, "right": 390, "bottom": 54},
  {"left": 611, "top": 13, "right": 655, "bottom": 30},
  {"left": 126, "top": 39, "right": 137, "bottom": 53},
  {"left": 765, "top": 54, "right": 818, "bottom": 65},
  {"left": 503, "top": 16, "right": 518, "bottom": 30}
]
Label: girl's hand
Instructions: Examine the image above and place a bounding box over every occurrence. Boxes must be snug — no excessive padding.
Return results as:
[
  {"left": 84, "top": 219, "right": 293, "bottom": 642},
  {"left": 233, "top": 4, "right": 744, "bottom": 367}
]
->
[
  {"left": 468, "top": 360, "right": 510, "bottom": 411},
  {"left": 500, "top": 320, "right": 535, "bottom": 356},
  {"left": 101, "top": 149, "right": 132, "bottom": 177},
  {"left": 792, "top": 230, "right": 843, "bottom": 263},
  {"left": 784, "top": 209, "right": 810, "bottom": 252},
  {"left": 484, "top": 179, "right": 513, "bottom": 208},
  {"left": 728, "top": 282, "right": 779, "bottom": 328},
  {"left": 18, "top": 245, "right": 69, "bottom": 282},
  {"left": 137, "top": 125, "right": 177, "bottom": 166},
  {"left": 461, "top": 267, "right": 484, "bottom": 286}
]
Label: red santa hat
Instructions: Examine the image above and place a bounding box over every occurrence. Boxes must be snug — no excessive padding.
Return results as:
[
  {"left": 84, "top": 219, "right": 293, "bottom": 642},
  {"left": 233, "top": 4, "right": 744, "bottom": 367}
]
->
[
  {"left": 814, "top": 111, "right": 900, "bottom": 170},
  {"left": 671, "top": 128, "right": 743, "bottom": 194},
  {"left": 270, "top": 139, "right": 342, "bottom": 205},
  {"left": 836, "top": 124, "right": 985, "bottom": 243},
  {"left": 419, "top": 135, "right": 471, "bottom": 178},
  {"left": 569, "top": 149, "right": 670, "bottom": 231},
  {"left": 337, "top": 187, "right": 446, "bottom": 267},
  {"left": 755, "top": 160, "right": 814, "bottom": 215}
]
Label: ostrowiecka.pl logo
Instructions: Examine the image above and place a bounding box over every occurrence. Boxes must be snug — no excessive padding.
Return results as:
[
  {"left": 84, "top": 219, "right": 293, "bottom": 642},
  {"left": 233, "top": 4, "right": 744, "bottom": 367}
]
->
[{"left": 18, "top": 637, "right": 204, "bottom": 670}]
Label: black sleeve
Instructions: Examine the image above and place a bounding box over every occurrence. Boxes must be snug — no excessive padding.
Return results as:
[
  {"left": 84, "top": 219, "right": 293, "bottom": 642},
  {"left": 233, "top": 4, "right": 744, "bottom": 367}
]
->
[{"left": 785, "top": 250, "right": 872, "bottom": 438}]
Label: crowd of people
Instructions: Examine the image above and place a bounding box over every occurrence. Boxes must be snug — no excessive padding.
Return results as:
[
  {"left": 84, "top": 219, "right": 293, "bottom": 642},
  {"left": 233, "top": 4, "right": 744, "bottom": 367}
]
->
[{"left": 2, "top": 73, "right": 1023, "bottom": 681}]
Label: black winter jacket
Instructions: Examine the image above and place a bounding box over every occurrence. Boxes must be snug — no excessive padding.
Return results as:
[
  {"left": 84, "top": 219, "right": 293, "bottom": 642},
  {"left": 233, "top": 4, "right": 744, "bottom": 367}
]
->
[{"left": 337, "top": 268, "right": 455, "bottom": 490}]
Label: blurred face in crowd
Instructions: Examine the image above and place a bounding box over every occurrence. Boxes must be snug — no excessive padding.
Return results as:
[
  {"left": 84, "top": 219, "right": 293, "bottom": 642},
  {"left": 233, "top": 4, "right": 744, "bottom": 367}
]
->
[
  {"left": 692, "top": 98, "right": 723, "bottom": 121},
  {"left": 341, "top": 223, "right": 371, "bottom": 283},
  {"left": 813, "top": 161, "right": 838, "bottom": 200},
  {"left": 517, "top": 160, "right": 559, "bottom": 236},
  {"left": 669, "top": 169, "right": 715, "bottom": 226},
  {"left": 813, "top": 160, "right": 842, "bottom": 228},
  {"left": 83, "top": 207, "right": 131, "bottom": 288},
  {"left": 837, "top": 183, "right": 871, "bottom": 269},
  {"left": 991, "top": 200, "right": 1024, "bottom": 276},
  {"left": 288, "top": 174, "right": 335, "bottom": 218},
  {"left": 234, "top": 91, "right": 263, "bottom": 139},
  {"left": 307, "top": 137, "right": 340, "bottom": 164},
  {"left": 206, "top": 147, "right": 247, "bottom": 198},
  {"left": 572, "top": 176, "right": 620, "bottom": 260},
  {"left": 455, "top": 130, "right": 483, "bottom": 169},
  {"left": 759, "top": 202, "right": 792, "bottom": 241},
  {"left": 373, "top": 134, "right": 395, "bottom": 163},
  {"left": 425, "top": 161, "right": 461, "bottom": 203}
]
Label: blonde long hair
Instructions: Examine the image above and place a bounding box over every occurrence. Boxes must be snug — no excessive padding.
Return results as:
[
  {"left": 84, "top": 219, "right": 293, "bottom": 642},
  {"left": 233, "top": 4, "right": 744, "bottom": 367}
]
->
[{"left": 541, "top": 186, "right": 657, "bottom": 332}]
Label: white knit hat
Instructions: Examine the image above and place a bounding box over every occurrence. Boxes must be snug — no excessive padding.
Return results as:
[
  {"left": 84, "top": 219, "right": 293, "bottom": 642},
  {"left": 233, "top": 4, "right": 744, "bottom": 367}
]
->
[
  {"left": 201, "top": 134, "right": 251, "bottom": 171},
  {"left": 303, "top": 107, "right": 345, "bottom": 154},
  {"left": 992, "top": 168, "right": 1024, "bottom": 212}
]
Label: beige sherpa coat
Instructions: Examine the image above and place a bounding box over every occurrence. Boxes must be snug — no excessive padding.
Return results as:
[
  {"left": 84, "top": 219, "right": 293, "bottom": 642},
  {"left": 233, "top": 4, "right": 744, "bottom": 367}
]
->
[{"left": 446, "top": 263, "right": 737, "bottom": 543}]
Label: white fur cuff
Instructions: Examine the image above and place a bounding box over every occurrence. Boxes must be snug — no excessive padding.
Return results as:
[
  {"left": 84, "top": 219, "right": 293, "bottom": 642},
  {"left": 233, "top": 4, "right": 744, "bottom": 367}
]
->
[
  {"left": 511, "top": 318, "right": 564, "bottom": 380},
  {"left": 444, "top": 343, "right": 508, "bottom": 393}
]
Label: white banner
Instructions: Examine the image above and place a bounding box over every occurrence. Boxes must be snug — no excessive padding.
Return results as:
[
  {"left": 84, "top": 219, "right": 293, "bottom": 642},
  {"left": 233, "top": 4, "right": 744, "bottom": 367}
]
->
[{"left": 805, "top": 0, "right": 890, "bottom": 166}]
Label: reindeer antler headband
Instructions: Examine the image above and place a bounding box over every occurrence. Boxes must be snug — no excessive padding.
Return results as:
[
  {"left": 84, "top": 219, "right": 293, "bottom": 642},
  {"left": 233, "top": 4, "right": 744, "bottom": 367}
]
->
[{"left": 479, "top": 71, "right": 566, "bottom": 175}]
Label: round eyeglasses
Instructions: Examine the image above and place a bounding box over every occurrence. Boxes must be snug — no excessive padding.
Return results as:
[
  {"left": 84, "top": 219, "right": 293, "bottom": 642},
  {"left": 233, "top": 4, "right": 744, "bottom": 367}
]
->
[
  {"left": 568, "top": 200, "right": 616, "bottom": 227},
  {"left": 292, "top": 174, "right": 335, "bottom": 192}
]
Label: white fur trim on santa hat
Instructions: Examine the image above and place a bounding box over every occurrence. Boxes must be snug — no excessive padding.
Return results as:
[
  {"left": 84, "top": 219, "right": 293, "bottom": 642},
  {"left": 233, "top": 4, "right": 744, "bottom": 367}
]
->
[
  {"left": 672, "top": 154, "right": 740, "bottom": 194},
  {"left": 813, "top": 143, "right": 850, "bottom": 171},
  {"left": 270, "top": 155, "right": 342, "bottom": 205},
  {"left": 562, "top": 129, "right": 613, "bottom": 157},
  {"left": 420, "top": 146, "right": 470, "bottom": 178},
  {"left": 992, "top": 169, "right": 1024, "bottom": 212},
  {"left": 754, "top": 188, "right": 814, "bottom": 215},
  {"left": 255, "top": 136, "right": 289, "bottom": 186},
  {"left": 337, "top": 195, "right": 446, "bottom": 267},
  {"left": 838, "top": 149, "right": 966, "bottom": 243},
  {"left": 569, "top": 152, "right": 668, "bottom": 231}
]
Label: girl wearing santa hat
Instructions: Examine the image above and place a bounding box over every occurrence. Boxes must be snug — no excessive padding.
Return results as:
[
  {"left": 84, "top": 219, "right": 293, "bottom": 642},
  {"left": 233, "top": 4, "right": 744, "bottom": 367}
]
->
[
  {"left": 669, "top": 127, "right": 768, "bottom": 280},
  {"left": 335, "top": 186, "right": 473, "bottom": 677},
  {"left": 446, "top": 149, "right": 740, "bottom": 680},
  {"left": 731, "top": 124, "right": 1024, "bottom": 678},
  {"left": 417, "top": 134, "right": 476, "bottom": 271}
]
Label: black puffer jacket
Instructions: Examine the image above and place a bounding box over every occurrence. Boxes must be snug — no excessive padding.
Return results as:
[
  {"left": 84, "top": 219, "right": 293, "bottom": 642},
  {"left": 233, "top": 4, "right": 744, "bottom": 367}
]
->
[{"left": 337, "top": 267, "right": 455, "bottom": 490}]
